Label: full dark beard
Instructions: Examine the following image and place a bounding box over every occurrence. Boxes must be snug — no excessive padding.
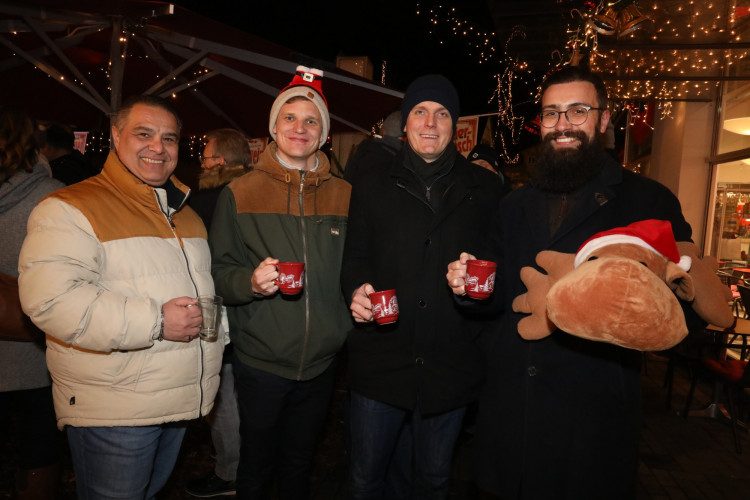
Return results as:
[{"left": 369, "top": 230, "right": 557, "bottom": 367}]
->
[{"left": 532, "top": 130, "right": 605, "bottom": 193}]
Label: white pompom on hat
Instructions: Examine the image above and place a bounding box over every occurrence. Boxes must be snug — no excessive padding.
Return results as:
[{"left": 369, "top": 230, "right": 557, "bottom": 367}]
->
[
  {"left": 269, "top": 66, "right": 329, "bottom": 147},
  {"left": 574, "top": 219, "right": 692, "bottom": 271}
]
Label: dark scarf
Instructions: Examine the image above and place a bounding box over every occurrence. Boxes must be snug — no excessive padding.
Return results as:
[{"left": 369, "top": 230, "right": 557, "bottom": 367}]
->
[{"left": 402, "top": 142, "right": 458, "bottom": 211}]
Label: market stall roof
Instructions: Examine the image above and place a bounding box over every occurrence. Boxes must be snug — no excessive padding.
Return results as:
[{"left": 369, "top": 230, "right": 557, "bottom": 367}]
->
[
  {"left": 490, "top": 0, "right": 750, "bottom": 103},
  {"left": 0, "top": 0, "right": 404, "bottom": 136}
]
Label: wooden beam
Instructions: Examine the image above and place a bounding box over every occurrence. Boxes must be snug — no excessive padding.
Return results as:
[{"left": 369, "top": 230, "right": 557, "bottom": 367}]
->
[
  {"left": 0, "top": 32, "right": 107, "bottom": 112},
  {"left": 599, "top": 74, "right": 749, "bottom": 82},
  {"left": 598, "top": 41, "right": 750, "bottom": 51},
  {"left": 25, "top": 16, "right": 108, "bottom": 110}
]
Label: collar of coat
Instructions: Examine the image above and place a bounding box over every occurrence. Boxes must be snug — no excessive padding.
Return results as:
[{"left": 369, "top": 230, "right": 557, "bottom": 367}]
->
[
  {"left": 101, "top": 150, "right": 190, "bottom": 211},
  {"left": 198, "top": 163, "right": 249, "bottom": 190},
  {"left": 386, "top": 146, "right": 491, "bottom": 190},
  {"left": 253, "top": 142, "right": 332, "bottom": 188}
]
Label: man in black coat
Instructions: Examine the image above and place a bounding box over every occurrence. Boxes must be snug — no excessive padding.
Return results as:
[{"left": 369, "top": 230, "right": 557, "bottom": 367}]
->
[
  {"left": 448, "top": 66, "right": 695, "bottom": 499},
  {"left": 341, "top": 74, "right": 503, "bottom": 498}
]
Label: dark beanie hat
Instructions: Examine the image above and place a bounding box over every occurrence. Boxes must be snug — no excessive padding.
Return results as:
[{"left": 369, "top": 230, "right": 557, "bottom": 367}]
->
[
  {"left": 400, "top": 74, "right": 460, "bottom": 131},
  {"left": 468, "top": 143, "right": 500, "bottom": 171}
]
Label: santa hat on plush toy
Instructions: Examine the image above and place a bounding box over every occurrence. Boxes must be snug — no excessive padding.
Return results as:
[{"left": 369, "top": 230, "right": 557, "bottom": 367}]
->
[
  {"left": 268, "top": 65, "right": 329, "bottom": 147},
  {"left": 574, "top": 219, "right": 692, "bottom": 271}
]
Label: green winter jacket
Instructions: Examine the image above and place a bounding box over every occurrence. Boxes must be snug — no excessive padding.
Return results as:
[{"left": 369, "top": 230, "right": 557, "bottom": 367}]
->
[{"left": 210, "top": 143, "right": 351, "bottom": 381}]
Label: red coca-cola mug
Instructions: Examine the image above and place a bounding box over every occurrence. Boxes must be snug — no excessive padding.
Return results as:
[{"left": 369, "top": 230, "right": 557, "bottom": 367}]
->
[
  {"left": 275, "top": 262, "right": 305, "bottom": 295},
  {"left": 465, "top": 260, "right": 497, "bottom": 300},
  {"left": 369, "top": 289, "right": 399, "bottom": 325}
]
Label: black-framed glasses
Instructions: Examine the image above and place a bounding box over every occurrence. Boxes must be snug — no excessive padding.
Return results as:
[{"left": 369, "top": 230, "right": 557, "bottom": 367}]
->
[
  {"left": 199, "top": 155, "right": 221, "bottom": 163},
  {"left": 539, "top": 105, "right": 605, "bottom": 128}
]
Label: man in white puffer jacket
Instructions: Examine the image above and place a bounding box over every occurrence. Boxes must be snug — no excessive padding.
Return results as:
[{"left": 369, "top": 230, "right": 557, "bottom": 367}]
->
[{"left": 18, "top": 95, "right": 223, "bottom": 500}]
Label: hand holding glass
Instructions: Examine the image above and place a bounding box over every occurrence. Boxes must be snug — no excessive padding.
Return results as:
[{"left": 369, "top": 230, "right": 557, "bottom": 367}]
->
[{"left": 198, "top": 295, "right": 223, "bottom": 340}]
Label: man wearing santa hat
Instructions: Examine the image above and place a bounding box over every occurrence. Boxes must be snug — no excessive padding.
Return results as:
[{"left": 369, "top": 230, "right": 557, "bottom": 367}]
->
[
  {"left": 447, "top": 66, "right": 700, "bottom": 499},
  {"left": 210, "top": 66, "right": 351, "bottom": 498}
]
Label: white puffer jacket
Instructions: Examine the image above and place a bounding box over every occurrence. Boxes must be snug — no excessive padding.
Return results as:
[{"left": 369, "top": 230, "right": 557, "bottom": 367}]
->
[{"left": 19, "top": 151, "right": 223, "bottom": 429}]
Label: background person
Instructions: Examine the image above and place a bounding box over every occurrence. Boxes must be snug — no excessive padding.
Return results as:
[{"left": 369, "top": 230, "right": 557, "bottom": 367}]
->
[
  {"left": 467, "top": 143, "right": 499, "bottom": 174},
  {"left": 210, "top": 66, "right": 351, "bottom": 499},
  {"left": 344, "top": 109, "right": 404, "bottom": 185},
  {"left": 41, "top": 123, "right": 99, "bottom": 185},
  {"left": 467, "top": 142, "right": 511, "bottom": 196},
  {"left": 190, "top": 128, "right": 252, "bottom": 230},
  {"left": 340, "top": 74, "right": 503, "bottom": 498},
  {"left": 18, "top": 95, "right": 223, "bottom": 499},
  {"left": 0, "top": 105, "right": 64, "bottom": 499},
  {"left": 186, "top": 127, "right": 251, "bottom": 498}
]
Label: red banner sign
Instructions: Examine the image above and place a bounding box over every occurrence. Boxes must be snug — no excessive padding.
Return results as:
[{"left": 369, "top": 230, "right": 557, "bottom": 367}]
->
[{"left": 453, "top": 116, "right": 479, "bottom": 157}]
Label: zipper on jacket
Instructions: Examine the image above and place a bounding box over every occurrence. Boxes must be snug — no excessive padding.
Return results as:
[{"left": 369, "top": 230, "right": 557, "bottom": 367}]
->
[
  {"left": 397, "top": 165, "right": 453, "bottom": 213},
  {"left": 297, "top": 171, "right": 311, "bottom": 381},
  {"left": 396, "top": 180, "right": 432, "bottom": 211},
  {"left": 155, "top": 188, "right": 206, "bottom": 415},
  {"left": 166, "top": 213, "right": 200, "bottom": 298}
]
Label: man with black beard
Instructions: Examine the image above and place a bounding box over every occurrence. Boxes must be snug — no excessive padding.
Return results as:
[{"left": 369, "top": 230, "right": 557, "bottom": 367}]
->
[
  {"left": 446, "top": 66, "right": 694, "bottom": 499},
  {"left": 532, "top": 120, "right": 605, "bottom": 193}
]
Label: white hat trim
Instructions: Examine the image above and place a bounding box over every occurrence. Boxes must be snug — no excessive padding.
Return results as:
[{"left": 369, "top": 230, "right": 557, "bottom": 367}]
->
[
  {"left": 574, "top": 234, "right": 692, "bottom": 271},
  {"left": 268, "top": 88, "right": 329, "bottom": 148}
]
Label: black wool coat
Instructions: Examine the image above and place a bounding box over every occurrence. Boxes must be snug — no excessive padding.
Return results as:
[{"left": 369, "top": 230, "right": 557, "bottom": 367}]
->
[
  {"left": 341, "top": 149, "right": 504, "bottom": 415},
  {"left": 473, "top": 155, "right": 693, "bottom": 499}
]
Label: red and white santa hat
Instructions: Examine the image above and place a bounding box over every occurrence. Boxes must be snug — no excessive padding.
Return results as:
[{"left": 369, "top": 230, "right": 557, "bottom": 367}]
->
[
  {"left": 268, "top": 66, "right": 329, "bottom": 147},
  {"left": 574, "top": 219, "right": 692, "bottom": 271}
]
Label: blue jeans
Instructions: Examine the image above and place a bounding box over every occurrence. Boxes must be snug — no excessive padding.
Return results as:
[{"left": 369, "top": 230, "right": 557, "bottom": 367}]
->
[
  {"left": 66, "top": 423, "right": 186, "bottom": 500},
  {"left": 347, "top": 391, "right": 466, "bottom": 500}
]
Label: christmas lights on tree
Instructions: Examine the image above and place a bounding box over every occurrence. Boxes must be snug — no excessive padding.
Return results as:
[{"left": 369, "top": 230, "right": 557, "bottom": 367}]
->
[{"left": 415, "top": 2, "right": 532, "bottom": 163}]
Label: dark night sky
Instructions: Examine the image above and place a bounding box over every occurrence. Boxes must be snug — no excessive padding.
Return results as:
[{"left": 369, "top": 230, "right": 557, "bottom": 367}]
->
[{"left": 169, "top": 0, "right": 504, "bottom": 117}]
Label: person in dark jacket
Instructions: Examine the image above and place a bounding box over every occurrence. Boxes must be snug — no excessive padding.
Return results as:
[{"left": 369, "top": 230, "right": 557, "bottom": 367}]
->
[
  {"left": 341, "top": 74, "right": 504, "bottom": 498},
  {"left": 468, "top": 142, "right": 511, "bottom": 196},
  {"left": 185, "top": 128, "right": 250, "bottom": 497},
  {"left": 447, "top": 66, "right": 695, "bottom": 499},
  {"left": 42, "top": 123, "right": 99, "bottom": 185},
  {"left": 210, "top": 66, "right": 351, "bottom": 499},
  {"left": 190, "top": 128, "right": 251, "bottom": 233},
  {"left": 344, "top": 110, "right": 404, "bottom": 185}
]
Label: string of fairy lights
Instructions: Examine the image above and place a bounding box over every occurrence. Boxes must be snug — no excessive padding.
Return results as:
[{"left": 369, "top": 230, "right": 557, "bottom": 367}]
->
[
  {"left": 576, "top": 0, "right": 750, "bottom": 120},
  {"left": 416, "top": 3, "right": 497, "bottom": 64},
  {"left": 20, "top": 25, "right": 214, "bottom": 157},
  {"left": 415, "top": 2, "right": 533, "bottom": 164},
  {"left": 415, "top": 0, "right": 750, "bottom": 157},
  {"left": 72, "top": 130, "right": 207, "bottom": 158},
  {"left": 491, "top": 26, "right": 531, "bottom": 164},
  {"left": 14, "top": 1, "right": 750, "bottom": 162}
]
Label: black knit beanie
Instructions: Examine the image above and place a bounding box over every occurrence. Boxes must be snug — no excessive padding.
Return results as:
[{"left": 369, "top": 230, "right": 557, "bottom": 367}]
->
[
  {"left": 468, "top": 143, "right": 500, "bottom": 171},
  {"left": 400, "top": 74, "right": 460, "bottom": 132}
]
